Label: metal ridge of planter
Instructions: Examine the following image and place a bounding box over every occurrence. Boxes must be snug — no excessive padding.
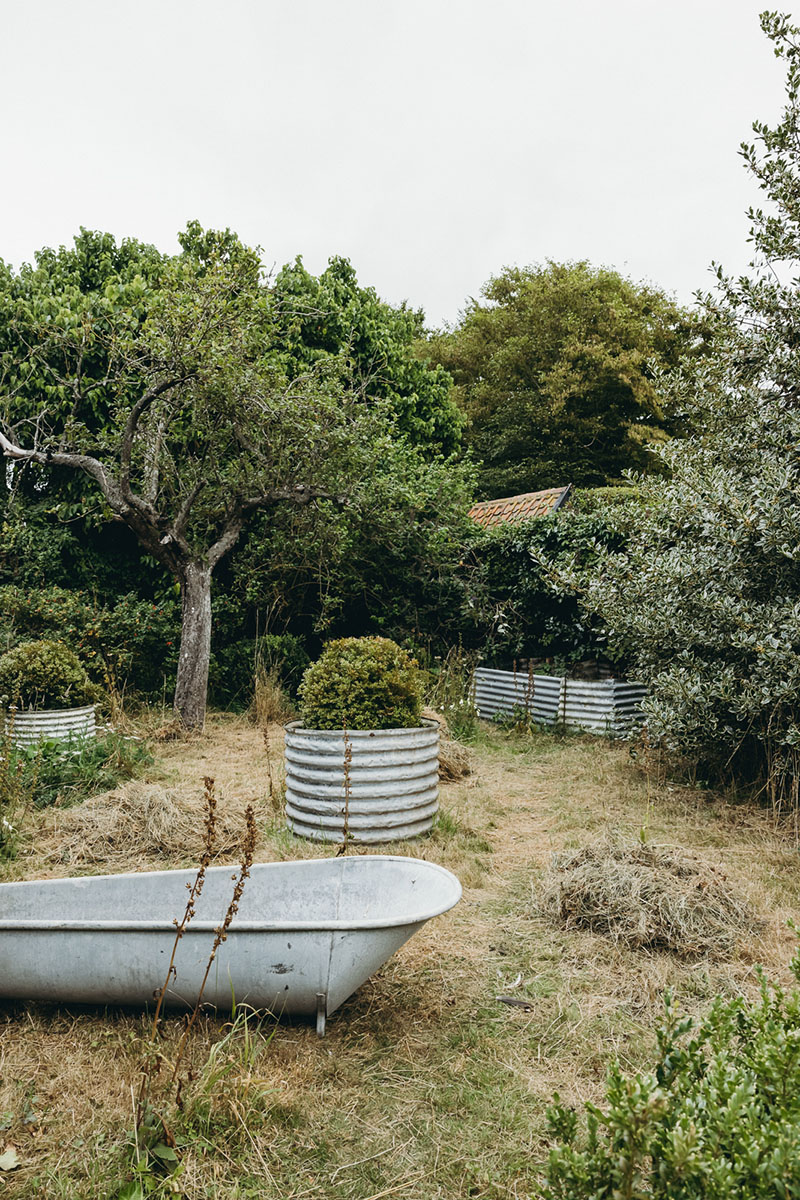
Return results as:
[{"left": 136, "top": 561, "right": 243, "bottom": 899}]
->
[
  {"left": 473, "top": 668, "right": 645, "bottom": 735},
  {"left": 284, "top": 719, "right": 440, "bottom": 843},
  {"left": 5, "top": 705, "right": 96, "bottom": 748}
]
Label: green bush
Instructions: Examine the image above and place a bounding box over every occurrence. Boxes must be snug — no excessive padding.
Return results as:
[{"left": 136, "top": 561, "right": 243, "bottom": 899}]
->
[
  {"left": 542, "top": 951, "right": 800, "bottom": 1199},
  {"left": 0, "top": 640, "right": 98, "bottom": 710},
  {"left": 466, "top": 506, "right": 633, "bottom": 671},
  {"left": 299, "top": 636, "right": 423, "bottom": 730},
  {"left": 0, "top": 586, "right": 180, "bottom": 698}
]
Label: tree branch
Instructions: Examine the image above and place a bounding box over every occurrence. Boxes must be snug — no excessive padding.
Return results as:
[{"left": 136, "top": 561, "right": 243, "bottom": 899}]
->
[
  {"left": 205, "top": 485, "right": 345, "bottom": 569},
  {"left": 0, "top": 422, "right": 188, "bottom": 577},
  {"left": 119, "top": 375, "right": 191, "bottom": 503},
  {"left": 0, "top": 425, "right": 119, "bottom": 506}
]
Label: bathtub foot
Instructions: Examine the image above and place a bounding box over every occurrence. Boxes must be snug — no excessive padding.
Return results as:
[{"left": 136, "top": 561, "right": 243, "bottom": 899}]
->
[{"left": 316, "top": 992, "right": 327, "bottom": 1037}]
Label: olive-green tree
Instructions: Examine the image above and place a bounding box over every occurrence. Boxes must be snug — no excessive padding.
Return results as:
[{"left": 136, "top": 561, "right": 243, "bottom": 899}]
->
[
  {"left": 428, "top": 261, "right": 698, "bottom": 497},
  {"left": 578, "top": 12, "right": 800, "bottom": 809}
]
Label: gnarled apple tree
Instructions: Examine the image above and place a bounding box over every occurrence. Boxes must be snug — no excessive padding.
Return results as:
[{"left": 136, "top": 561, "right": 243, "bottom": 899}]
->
[{"left": 0, "top": 233, "right": 405, "bottom": 728}]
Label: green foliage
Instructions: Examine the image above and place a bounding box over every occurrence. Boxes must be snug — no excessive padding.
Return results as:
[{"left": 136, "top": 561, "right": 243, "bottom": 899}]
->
[
  {"left": 0, "top": 586, "right": 180, "bottom": 698},
  {"left": 271, "top": 255, "right": 463, "bottom": 454},
  {"left": 208, "top": 631, "right": 310, "bottom": 708},
  {"left": 578, "top": 14, "right": 800, "bottom": 803},
  {"left": 7, "top": 730, "right": 152, "bottom": 809},
  {"left": 0, "top": 640, "right": 98, "bottom": 711},
  {"left": 0, "top": 728, "right": 24, "bottom": 859},
  {"left": 542, "top": 954, "right": 800, "bottom": 1199},
  {"left": 299, "top": 637, "right": 423, "bottom": 730},
  {"left": 427, "top": 260, "right": 699, "bottom": 496},
  {"left": 226, "top": 441, "right": 477, "bottom": 651},
  {"left": 468, "top": 505, "right": 632, "bottom": 669}
]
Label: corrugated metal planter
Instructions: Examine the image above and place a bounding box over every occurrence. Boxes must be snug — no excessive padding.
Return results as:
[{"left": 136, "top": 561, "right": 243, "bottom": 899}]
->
[
  {"left": 473, "top": 668, "right": 645, "bottom": 735},
  {"left": 285, "top": 720, "right": 440, "bottom": 843},
  {"left": 5, "top": 705, "right": 96, "bottom": 748}
]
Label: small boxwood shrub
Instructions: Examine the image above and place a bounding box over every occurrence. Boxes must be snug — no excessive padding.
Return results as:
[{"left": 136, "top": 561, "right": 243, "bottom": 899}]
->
[
  {"left": 299, "top": 637, "right": 423, "bottom": 730},
  {"left": 0, "top": 640, "right": 98, "bottom": 710},
  {"left": 542, "top": 949, "right": 800, "bottom": 1198}
]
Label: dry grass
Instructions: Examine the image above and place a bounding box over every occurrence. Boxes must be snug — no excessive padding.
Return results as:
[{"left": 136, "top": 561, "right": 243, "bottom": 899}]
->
[
  {"left": 248, "top": 662, "right": 295, "bottom": 727},
  {"left": 422, "top": 705, "right": 472, "bottom": 782},
  {"left": 34, "top": 780, "right": 266, "bottom": 870},
  {"left": 1, "top": 717, "right": 799, "bottom": 1198},
  {"left": 438, "top": 737, "right": 472, "bottom": 782},
  {"left": 540, "top": 838, "right": 765, "bottom": 957}
]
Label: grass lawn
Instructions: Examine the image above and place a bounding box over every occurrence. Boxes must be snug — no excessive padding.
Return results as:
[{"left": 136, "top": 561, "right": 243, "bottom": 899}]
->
[{"left": 0, "top": 715, "right": 797, "bottom": 1199}]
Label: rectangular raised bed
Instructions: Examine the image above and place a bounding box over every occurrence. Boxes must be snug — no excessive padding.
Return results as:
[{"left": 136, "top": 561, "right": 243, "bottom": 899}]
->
[{"left": 473, "top": 668, "right": 645, "bottom": 735}]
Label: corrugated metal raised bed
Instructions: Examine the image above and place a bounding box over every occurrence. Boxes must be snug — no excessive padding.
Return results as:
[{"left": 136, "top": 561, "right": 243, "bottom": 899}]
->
[
  {"left": 5, "top": 705, "right": 96, "bottom": 748},
  {"left": 473, "top": 668, "right": 645, "bottom": 735},
  {"left": 285, "top": 720, "right": 440, "bottom": 843}
]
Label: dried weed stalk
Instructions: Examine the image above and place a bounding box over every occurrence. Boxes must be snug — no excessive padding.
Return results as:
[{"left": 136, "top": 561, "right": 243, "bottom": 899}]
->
[
  {"left": 171, "top": 801, "right": 257, "bottom": 1091},
  {"left": 337, "top": 724, "right": 353, "bottom": 855},
  {"left": 130, "top": 782, "right": 257, "bottom": 1188}
]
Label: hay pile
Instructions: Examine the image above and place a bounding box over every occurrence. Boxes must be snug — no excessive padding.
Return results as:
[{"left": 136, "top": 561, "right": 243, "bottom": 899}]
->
[
  {"left": 422, "top": 707, "right": 472, "bottom": 782},
  {"left": 541, "top": 839, "right": 764, "bottom": 957},
  {"left": 40, "top": 781, "right": 261, "bottom": 867}
]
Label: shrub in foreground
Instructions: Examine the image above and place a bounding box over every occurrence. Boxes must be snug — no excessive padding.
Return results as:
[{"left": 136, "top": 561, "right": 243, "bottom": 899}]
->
[
  {"left": 542, "top": 950, "right": 800, "bottom": 1198},
  {"left": 298, "top": 637, "right": 423, "bottom": 730}
]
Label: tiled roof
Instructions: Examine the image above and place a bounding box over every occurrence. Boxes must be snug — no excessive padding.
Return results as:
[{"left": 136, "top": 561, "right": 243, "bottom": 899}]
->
[{"left": 468, "top": 485, "right": 572, "bottom": 529}]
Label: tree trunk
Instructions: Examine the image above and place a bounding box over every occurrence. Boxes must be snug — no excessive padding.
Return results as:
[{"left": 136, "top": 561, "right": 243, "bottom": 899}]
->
[{"left": 174, "top": 561, "right": 213, "bottom": 730}]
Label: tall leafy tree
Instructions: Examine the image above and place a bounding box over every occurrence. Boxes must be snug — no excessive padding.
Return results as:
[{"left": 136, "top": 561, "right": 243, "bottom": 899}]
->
[
  {"left": 271, "top": 255, "right": 463, "bottom": 454},
  {"left": 428, "top": 261, "right": 698, "bottom": 497},
  {"left": 578, "top": 12, "right": 800, "bottom": 808},
  {"left": 1, "top": 228, "right": 467, "bottom": 728}
]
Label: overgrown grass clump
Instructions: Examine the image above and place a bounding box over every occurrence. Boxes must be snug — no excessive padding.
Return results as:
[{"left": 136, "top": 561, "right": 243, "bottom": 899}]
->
[{"left": 542, "top": 839, "right": 763, "bottom": 957}]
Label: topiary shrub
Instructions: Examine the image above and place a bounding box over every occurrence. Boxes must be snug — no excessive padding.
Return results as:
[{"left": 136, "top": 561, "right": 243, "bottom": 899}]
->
[
  {"left": 298, "top": 637, "right": 423, "bottom": 730},
  {"left": 0, "top": 640, "right": 98, "bottom": 710}
]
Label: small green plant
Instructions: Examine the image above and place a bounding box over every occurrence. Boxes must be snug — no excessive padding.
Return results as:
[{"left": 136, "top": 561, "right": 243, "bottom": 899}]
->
[
  {"left": 7, "top": 731, "right": 152, "bottom": 809},
  {"left": 541, "top": 944, "right": 800, "bottom": 1199},
  {"left": 0, "top": 719, "right": 24, "bottom": 859},
  {"left": 298, "top": 636, "right": 423, "bottom": 730},
  {"left": 0, "top": 639, "right": 99, "bottom": 711}
]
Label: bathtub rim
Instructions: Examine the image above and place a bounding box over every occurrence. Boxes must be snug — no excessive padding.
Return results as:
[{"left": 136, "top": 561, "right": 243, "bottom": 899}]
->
[{"left": 0, "top": 854, "right": 462, "bottom": 933}]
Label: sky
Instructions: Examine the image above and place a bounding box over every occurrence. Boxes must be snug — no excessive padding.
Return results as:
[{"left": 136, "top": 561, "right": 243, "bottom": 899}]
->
[{"left": 0, "top": 0, "right": 796, "bottom": 327}]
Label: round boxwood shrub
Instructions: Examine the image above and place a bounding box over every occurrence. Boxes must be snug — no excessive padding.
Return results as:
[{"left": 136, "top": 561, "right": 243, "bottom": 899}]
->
[
  {"left": 298, "top": 637, "right": 423, "bottom": 730},
  {"left": 0, "top": 640, "right": 98, "bottom": 711}
]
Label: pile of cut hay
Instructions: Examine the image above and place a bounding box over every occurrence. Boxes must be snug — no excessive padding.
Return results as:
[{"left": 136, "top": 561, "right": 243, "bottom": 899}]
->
[
  {"left": 39, "top": 781, "right": 262, "bottom": 868},
  {"left": 541, "top": 839, "right": 764, "bottom": 957},
  {"left": 422, "top": 707, "right": 472, "bottom": 782}
]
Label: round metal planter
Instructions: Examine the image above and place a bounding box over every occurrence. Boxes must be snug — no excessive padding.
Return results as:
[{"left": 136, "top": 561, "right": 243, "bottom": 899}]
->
[
  {"left": 5, "top": 705, "right": 96, "bottom": 748},
  {"left": 284, "top": 720, "right": 440, "bottom": 843}
]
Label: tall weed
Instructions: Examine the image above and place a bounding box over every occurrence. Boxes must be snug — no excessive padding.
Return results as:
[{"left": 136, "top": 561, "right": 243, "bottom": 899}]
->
[{"left": 426, "top": 644, "right": 479, "bottom": 741}]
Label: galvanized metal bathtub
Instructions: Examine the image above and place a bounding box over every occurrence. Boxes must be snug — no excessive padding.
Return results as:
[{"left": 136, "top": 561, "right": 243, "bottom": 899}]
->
[{"left": 0, "top": 855, "right": 461, "bottom": 1034}]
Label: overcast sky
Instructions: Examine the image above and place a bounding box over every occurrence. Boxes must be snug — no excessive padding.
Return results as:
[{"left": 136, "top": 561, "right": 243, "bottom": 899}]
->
[{"left": 0, "top": 0, "right": 795, "bottom": 326}]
